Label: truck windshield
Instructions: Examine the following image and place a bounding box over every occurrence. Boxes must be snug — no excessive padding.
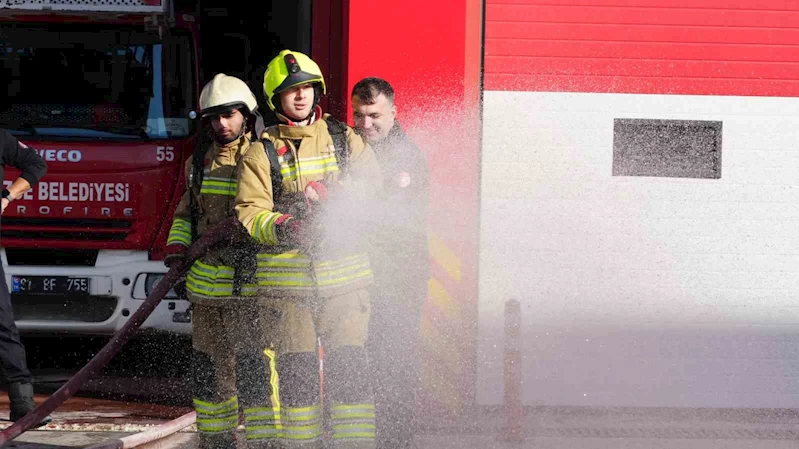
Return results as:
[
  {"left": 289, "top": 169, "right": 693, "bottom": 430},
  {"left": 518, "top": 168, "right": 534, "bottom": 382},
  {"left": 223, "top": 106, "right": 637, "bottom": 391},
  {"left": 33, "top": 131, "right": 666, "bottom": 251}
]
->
[{"left": 0, "top": 23, "right": 195, "bottom": 140}]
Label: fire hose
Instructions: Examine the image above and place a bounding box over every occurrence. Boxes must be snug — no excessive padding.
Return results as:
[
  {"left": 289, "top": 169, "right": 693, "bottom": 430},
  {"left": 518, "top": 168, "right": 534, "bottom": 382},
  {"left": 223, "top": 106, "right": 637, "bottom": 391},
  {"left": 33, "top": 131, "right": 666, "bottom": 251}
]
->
[
  {"left": 84, "top": 410, "right": 197, "bottom": 449},
  {"left": 0, "top": 217, "right": 242, "bottom": 446}
]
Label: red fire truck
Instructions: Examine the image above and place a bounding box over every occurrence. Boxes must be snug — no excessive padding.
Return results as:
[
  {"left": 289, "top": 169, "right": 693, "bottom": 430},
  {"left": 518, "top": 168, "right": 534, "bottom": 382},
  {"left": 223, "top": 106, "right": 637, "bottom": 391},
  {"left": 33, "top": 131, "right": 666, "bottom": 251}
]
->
[{"left": 0, "top": 0, "right": 199, "bottom": 335}]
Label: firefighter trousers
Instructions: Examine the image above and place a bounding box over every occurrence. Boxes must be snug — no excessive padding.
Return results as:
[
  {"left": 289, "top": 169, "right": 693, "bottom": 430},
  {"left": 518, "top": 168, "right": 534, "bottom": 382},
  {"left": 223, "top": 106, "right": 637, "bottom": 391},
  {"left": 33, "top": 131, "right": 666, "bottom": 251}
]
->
[
  {"left": 0, "top": 264, "right": 33, "bottom": 386},
  {"left": 192, "top": 302, "right": 277, "bottom": 449},
  {"left": 257, "top": 288, "right": 375, "bottom": 449}
]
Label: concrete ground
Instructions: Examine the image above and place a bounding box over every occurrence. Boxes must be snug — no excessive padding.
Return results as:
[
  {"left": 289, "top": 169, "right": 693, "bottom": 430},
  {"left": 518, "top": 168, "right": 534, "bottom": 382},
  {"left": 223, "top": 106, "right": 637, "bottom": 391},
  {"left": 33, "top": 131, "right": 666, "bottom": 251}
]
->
[
  {"left": 3, "top": 400, "right": 799, "bottom": 448},
  {"left": 4, "top": 336, "right": 798, "bottom": 448},
  {"left": 4, "top": 429, "right": 799, "bottom": 449}
]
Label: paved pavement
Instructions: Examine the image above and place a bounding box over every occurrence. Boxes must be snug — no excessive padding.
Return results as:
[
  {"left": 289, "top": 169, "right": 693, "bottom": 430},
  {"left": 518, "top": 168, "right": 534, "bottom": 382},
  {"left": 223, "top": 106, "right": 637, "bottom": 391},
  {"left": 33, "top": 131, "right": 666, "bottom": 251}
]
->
[
  {"left": 4, "top": 429, "right": 799, "bottom": 449},
  {"left": 3, "top": 336, "right": 798, "bottom": 448},
  {"left": 3, "top": 399, "right": 799, "bottom": 448}
]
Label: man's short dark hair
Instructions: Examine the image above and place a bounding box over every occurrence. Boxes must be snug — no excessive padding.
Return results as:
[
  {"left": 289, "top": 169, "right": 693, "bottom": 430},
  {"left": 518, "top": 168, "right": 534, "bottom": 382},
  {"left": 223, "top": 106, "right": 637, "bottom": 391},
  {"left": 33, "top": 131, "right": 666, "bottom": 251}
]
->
[{"left": 351, "top": 77, "right": 395, "bottom": 105}]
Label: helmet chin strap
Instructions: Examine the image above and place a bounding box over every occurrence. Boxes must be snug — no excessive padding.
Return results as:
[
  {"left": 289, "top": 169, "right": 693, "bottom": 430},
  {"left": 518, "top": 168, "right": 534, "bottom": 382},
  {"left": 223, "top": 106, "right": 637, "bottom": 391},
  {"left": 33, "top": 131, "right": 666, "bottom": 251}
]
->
[{"left": 275, "top": 85, "right": 322, "bottom": 124}]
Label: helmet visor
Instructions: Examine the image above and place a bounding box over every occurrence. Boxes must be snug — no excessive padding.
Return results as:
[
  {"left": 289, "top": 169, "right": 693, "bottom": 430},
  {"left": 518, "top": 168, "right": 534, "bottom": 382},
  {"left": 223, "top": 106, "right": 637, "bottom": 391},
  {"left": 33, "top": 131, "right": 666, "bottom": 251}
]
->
[
  {"left": 274, "top": 72, "right": 323, "bottom": 97},
  {"left": 201, "top": 102, "right": 247, "bottom": 118}
]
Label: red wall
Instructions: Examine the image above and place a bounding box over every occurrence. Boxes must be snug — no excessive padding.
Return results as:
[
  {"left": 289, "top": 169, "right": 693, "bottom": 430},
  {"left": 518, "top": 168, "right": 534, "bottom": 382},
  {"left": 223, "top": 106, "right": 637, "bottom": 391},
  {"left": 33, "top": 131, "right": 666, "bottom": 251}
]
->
[
  {"left": 337, "top": 0, "right": 484, "bottom": 416},
  {"left": 485, "top": 0, "right": 799, "bottom": 96}
]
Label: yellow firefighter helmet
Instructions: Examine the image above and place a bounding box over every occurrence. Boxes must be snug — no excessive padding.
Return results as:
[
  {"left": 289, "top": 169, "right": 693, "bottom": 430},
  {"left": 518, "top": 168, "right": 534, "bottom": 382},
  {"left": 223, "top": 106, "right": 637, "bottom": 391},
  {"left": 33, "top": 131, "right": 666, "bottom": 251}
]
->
[{"left": 263, "top": 50, "right": 326, "bottom": 111}]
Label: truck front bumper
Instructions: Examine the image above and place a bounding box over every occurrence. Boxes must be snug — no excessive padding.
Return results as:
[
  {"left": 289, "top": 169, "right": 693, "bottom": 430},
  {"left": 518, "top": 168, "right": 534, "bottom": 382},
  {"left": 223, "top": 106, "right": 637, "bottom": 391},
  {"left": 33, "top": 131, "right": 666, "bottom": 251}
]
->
[{"left": 2, "top": 249, "right": 192, "bottom": 336}]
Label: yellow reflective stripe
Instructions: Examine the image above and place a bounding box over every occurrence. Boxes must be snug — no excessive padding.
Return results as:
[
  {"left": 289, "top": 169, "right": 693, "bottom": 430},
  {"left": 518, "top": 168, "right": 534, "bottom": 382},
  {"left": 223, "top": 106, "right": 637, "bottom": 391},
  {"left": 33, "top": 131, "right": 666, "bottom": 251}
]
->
[
  {"left": 314, "top": 254, "right": 369, "bottom": 268},
  {"left": 332, "top": 425, "right": 376, "bottom": 439},
  {"left": 330, "top": 412, "right": 376, "bottom": 420},
  {"left": 330, "top": 404, "right": 376, "bottom": 420},
  {"left": 242, "top": 351, "right": 282, "bottom": 442},
  {"left": 200, "top": 179, "right": 237, "bottom": 196},
  {"left": 186, "top": 271, "right": 234, "bottom": 297},
  {"left": 293, "top": 166, "right": 339, "bottom": 177},
  {"left": 283, "top": 406, "right": 319, "bottom": 414},
  {"left": 333, "top": 424, "right": 376, "bottom": 431},
  {"left": 264, "top": 348, "right": 281, "bottom": 411},
  {"left": 254, "top": 271, "right": 371, "bottom": 288},
  {"left": 297, "top": 155, "right": 339, "bottom": 166},
  {"left": 167, "top": 232, "right": 191, "bottom": 247},
  {"left": 315, "top": 262, "right": 370, "bottom": 280},
  {"left": 185, "top": 273, "right": 233, "bottom": 289},
  {"left": 240, "top": 283, "right": 258, "bottom": 297},
  {"left": 332, "top": 433, "right": 375, "bottom": 439},
  {"left": 185, "top": 260, "right": 243, "bottom": 297},
  {"left": 194, "top": 396, "right": 239, "bottom": 433},
  {"left": 331, "top": 403, "right": 376, "bottom": 439},
  {"left": 246, "top": 429, "right": 323, "bottom": 441},
  {"left": 256, "top": 254, "right": 369, "bottom": 269},
  {"left": 200, "top": 187, "right": 237, "bottom": 196},
  {"left": 253, "top": 212, "right": 282, "bottom": 245},
  {"left": 201, "top": 180, "right": 237, "bottom": 188},
  {"left": 257, "top": 254, "right": 311, "bottom": 270},
  {"left": 258, "top": 271, "right": 313, "bottom": 279},
  {"left": 257, "top": 260, "right": 310, "bottom": 269},
  {"left": 330, "top": 403, "right": 375, "bottom": 411},
  {"left": 256, "top": 253, "right": 308, "bottom": 261},
  {"left": 187, "top": 270, "right": 231, "bottom": 286},
  {"left": 315, "top": 269, "right": 373, "bottom": 287},
  {"left": 243, "top": 408, "right": 280, "bottom": 439},
  {"left": 167, "top": 218, "right": 192, "bottom": 246},
  {"left": 253, "top": 253, "right": 372, "bottom": 288},
  {"left": 196, "top": 419, "right": 238, "bottom": 432},
  {"left": 193, "top": 396, "right": 238, "bottom": 412},
  {"left": 256, "top": 278, "right": 316, "bottom": 288},
  {"left": 280, "top": 155, "right": 339, "bottom": 180},
  {"left": 245, "top": 427, "right": 281, "bottom": 440},
  {"left": 279, "top": 164, "right": 296, "bottom": 178},
  {"left": 282, "top": 407, "right": 321, "bottom": 423},
  {"left": 257, "top": 254, "right": 368, "bottom": 271},
  {"left": 186, "top": 279, "right": 234, "bottom": 297},
  {"left": 197, "top": 421, "right": 238, "bottom": 433},
  {"left": 170, "top": 218, "right": 191, "bottom": 232},
  {"left": 192, "top": 261, "right": 235, "bottom": 278},
  {"left": 279, "top": 424, "right": 323, "bottom": 440}
]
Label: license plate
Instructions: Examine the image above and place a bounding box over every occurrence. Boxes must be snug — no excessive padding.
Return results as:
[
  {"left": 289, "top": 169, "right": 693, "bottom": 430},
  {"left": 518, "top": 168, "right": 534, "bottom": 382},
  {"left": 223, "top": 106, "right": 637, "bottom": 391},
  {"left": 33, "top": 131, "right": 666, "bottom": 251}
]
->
[{"left": 11, "top": 276, "right": 90, "bottom": 295}]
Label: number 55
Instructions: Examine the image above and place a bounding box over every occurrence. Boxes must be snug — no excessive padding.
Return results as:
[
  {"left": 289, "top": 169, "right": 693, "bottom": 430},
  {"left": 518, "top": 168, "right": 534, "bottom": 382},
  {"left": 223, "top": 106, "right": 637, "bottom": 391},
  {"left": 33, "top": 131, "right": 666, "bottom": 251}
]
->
[{"left": 156, "top": 146, "right": 175, "bottom": 162}]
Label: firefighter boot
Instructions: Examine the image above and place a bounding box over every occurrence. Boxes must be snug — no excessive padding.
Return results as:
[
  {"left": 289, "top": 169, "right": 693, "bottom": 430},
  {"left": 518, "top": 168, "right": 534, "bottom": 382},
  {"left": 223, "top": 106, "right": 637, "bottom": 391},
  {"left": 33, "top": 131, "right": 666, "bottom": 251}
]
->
[{"left": 8, "top": 382, "right": 52, "bottom": 427}]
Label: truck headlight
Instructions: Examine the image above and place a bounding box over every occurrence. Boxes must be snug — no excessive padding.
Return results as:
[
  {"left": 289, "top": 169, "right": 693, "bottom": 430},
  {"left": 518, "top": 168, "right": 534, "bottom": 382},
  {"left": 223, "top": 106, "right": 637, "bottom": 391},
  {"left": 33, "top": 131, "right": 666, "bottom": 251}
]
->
[{"left": 144, "top": 273, "right": 181, "bottom": 299}]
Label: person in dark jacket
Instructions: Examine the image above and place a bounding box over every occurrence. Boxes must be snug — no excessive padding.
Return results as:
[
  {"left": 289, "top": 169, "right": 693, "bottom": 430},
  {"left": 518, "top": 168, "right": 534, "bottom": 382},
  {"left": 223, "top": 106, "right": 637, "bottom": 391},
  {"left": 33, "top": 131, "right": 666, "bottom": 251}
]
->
[
  {"left": 0, "top": 129, "right": 50, "bottom": 427},
  {"left": 351, "top": 78, "right": 430, "bottom": 449}
]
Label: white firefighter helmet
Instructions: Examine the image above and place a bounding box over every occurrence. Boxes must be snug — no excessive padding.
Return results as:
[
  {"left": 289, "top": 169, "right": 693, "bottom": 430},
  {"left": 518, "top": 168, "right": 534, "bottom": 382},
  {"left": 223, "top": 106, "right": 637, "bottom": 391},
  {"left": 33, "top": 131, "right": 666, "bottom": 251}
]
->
[{"left": 198, "top": 73, "right": 258, "bottom": 118}]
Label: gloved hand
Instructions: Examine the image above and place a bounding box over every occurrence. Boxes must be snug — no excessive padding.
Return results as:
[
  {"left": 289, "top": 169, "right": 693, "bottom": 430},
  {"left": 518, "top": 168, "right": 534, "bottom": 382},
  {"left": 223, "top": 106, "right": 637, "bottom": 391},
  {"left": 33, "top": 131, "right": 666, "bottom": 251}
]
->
[
  {"left": 274, "top": 215, "right": 322, "bottom": 252},
  {"left": 275, "top": 192, "right": 312, "bottom": 220},
  {"left": 304, "top": 181, "right": 329, "bottom": 203},
  {"left": 305, "top": 180, "right": 346, "bottom": 204},
  {"left": 163, "top": 244, "right": 188, "bottom": 271}
]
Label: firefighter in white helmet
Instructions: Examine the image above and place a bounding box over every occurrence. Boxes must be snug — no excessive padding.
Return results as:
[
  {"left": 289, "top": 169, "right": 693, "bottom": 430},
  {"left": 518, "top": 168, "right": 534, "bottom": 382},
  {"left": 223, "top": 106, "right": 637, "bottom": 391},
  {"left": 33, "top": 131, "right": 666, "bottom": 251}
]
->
[{"left": 164, "top": 73, "right": 275, "bottom": 449}]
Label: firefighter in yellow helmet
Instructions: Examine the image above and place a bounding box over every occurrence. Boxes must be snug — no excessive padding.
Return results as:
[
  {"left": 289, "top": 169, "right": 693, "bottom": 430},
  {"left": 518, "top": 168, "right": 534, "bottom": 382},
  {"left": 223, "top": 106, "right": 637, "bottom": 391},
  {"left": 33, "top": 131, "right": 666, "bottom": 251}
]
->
[
  {"left": 164, "top": 73, "right": 276, "bottom": 449},
  {"left": 233, "top": 50, "right": 383, "bottom": 448}
]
